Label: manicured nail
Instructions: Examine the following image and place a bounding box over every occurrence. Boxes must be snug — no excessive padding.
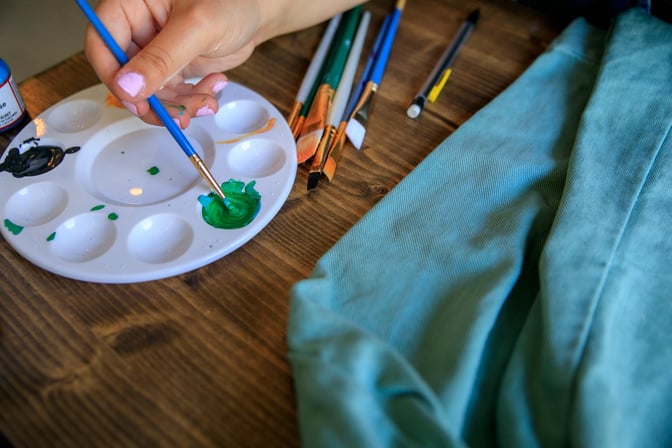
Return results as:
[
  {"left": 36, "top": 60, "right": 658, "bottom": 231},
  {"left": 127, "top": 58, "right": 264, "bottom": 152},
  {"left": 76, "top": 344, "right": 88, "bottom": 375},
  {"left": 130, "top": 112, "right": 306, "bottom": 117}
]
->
[
  {"left": 196, "top": 105, "right": 215, "bottom": 117},
  {"left": 121, "top": 100, "right": 138, "bottom": 116},
  {"left": 173, "top": 118, "right": 182, "bottom": 129},
  {"left": 212, "top": 80, "right": 228, "bottom": 94},
  {"left": 117, "top": 72, "right": 145, "bottom": 97}
]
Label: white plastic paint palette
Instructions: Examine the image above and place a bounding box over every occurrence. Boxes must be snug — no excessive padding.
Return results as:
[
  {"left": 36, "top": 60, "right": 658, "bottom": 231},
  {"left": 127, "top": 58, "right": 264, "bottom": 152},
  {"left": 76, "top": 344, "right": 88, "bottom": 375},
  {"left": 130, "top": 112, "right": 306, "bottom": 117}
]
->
[{"left": 0, "top": 82, "right": 297, "bottom": 283}]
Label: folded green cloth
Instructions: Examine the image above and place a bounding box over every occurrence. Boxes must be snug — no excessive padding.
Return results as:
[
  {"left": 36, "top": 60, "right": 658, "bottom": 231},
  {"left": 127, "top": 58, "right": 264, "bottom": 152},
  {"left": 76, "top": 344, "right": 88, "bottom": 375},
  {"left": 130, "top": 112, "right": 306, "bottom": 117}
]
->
[{"left": 288, "top": 8, "right": 672, "bottom": 447}]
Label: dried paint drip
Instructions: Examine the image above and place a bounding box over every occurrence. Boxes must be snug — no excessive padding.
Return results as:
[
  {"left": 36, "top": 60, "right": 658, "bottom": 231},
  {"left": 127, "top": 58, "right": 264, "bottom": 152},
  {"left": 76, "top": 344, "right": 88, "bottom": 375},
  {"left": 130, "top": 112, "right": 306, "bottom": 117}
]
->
[
  {"left": 147, "top": 166, "right": 160, "bottom": 175},
  {"left": 0, "top": 138, "right": 80, "bottom": 178},
  {"left": 198, "top": 179, "right": 261, "bottom": 229}
]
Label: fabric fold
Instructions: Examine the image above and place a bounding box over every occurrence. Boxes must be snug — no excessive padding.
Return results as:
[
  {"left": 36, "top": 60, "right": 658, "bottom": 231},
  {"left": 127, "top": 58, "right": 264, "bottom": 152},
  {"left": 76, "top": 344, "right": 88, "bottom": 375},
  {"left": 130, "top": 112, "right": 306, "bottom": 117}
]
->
[{"left": 289, "top": 8, "right": 672, "bottom": 447}]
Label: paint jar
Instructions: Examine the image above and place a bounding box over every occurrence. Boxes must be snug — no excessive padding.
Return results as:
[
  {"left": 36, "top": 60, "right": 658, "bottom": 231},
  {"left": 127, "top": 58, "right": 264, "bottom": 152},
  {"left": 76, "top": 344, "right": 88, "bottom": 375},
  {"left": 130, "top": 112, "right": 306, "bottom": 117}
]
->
[{"left": 0, "top": 58, "right": 27, "bottom": 133}]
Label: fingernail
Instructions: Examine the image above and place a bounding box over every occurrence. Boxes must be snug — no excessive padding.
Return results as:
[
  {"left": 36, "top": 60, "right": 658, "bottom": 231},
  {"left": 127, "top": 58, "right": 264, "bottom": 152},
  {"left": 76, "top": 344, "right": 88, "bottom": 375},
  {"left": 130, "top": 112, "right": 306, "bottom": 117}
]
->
[
  {"left": 117, "top": 72, "right": 145, "bottom": 97},
  {"left": 121, "top": 100, "right": 138, "bottom": 116},
  {"left": 173, "top": 118, "right": 182, "bottom": 129},
  {"left": 196, "top": 105, "right": 215, "bottom": 117},
  {"left": 212, "top": 80, "right": 228, "bottom": 94}
]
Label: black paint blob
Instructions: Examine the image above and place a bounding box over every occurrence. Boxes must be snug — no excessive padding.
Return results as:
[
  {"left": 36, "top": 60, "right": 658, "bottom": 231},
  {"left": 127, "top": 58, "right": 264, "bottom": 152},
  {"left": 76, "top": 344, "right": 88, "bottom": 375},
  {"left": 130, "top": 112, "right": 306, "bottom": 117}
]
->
[{"left": 0, "top": 137, "right": 80, "bottom": 177}]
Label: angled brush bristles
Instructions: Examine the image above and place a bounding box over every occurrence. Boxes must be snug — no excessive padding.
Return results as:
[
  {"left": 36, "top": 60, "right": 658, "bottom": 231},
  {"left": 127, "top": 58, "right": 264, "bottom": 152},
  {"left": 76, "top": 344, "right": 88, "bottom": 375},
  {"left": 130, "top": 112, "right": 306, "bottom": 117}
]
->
[
  {"left": 296, "top": 129, "right": 324, "bottom": 164},
  {"left": 345, "top": 119, "right": 366, "bottom": 150}
]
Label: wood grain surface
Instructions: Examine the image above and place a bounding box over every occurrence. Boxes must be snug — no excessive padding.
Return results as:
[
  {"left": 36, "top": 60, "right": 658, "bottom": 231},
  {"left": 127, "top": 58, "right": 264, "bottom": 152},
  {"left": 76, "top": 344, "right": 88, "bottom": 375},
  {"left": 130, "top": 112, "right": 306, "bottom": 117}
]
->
[{"left": 0, "top": 0, "right": 567, "bottom": 446}]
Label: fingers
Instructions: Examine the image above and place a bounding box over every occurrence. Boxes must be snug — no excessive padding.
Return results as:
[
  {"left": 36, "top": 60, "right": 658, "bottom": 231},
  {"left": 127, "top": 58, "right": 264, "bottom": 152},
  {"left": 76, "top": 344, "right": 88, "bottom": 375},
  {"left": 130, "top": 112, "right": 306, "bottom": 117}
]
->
[
  {"left": 82, "top": 0, "right": 250, "bottom": 128},
  {"left": 133, "top": 73, "right": 229, "bottom": 128}
]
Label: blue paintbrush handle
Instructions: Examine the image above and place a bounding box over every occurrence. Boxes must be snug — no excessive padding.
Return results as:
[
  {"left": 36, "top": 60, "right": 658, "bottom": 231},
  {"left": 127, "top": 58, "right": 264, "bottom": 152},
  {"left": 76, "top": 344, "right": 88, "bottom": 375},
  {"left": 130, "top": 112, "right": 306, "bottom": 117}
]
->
[
  {"left": 369, "top": 5, "right": 403, "bottom": 85},
  {"left": 75, "top": 0, "right": 197, "bottom": 158},
  {"left": 343, "top": 13, "right": 390, "bottom": 120}
]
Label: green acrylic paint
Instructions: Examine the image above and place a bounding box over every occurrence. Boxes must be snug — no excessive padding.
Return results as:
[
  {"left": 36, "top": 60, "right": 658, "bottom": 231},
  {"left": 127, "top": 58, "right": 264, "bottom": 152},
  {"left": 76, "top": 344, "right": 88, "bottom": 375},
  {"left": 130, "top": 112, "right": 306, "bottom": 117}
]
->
[
  {"left": 91, "top": 204, "right": 105, "bottom": 211},
  {"left": 198, "top": 179, "right": 261, "bottom": 230},
  {"left": 4, "top": 218, "right": 23, "bottom": 235},
  {"left": 108, "top": 213, "right": 119, "bottom": 221},
  {"left": 47, "top": 232, "right": 56, "bottom": 242},
  {"left": 147, "top": 166, "right": 160, "bottom": 175}
]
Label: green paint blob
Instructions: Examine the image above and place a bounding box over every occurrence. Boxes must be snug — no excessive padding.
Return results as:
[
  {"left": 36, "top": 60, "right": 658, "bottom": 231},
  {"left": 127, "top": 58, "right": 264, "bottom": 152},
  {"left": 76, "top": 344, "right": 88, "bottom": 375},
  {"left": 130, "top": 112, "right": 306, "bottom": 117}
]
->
[
  {"left": 47, "top": 232, "right": 56, "bottom": 242},
  {"left": 147, "top": 166, "right": 160, "bottom": 175},
  {"left": 4, "top": 219, "right": 23, "bottom": 235},
  {"left": 108, "top": 213, "right": 119, "bottom": 221},
  {"left": 198, "top": 179, "right": 261, "bottom": 229},
  {"left": 91, "top": 205, "right": 105, "bottom": 211}
]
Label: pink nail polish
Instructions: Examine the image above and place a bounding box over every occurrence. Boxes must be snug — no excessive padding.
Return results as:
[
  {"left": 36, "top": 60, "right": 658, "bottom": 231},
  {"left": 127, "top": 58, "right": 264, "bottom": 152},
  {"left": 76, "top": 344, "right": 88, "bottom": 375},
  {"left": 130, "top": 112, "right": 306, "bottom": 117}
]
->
[
  {"left": 196, "top": 105, "right": 215, "bottom": 117},
  {"left": 121, "top": 100, "right": 138, "bottom": 116},
  {"left": 117, "top": 72, "right": 145, "bottom": 97},
  {"left": 173, "top": 118, "right": 182, "bottom": 129},
  {"left": 212, "top": 80, "right": 228, "bottom": 94}
]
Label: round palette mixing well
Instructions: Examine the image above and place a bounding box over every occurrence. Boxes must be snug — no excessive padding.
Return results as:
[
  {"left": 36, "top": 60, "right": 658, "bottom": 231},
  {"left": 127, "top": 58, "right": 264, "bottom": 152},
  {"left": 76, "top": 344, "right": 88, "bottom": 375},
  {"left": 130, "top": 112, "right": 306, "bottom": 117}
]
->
[
  {"left": 228, "top": 139, "right": 286, "bottom": 178},
  {"left": 75, "top": 118, "right": 216, "bottom": 206},
  {"left": 47, "top": 99, "right": 102, "bottom": 133},
  {"left": 216, "top": 100, "right": 270, "bottom": 133},
  {"left": 127, "top": 214, "right": 194, "bottom": 264},
  {"left": 5, "top": 182, "right": 68, "bottom": 227},
  {"left": 50, "top": 213, "right": 117, "bottom": 263}
]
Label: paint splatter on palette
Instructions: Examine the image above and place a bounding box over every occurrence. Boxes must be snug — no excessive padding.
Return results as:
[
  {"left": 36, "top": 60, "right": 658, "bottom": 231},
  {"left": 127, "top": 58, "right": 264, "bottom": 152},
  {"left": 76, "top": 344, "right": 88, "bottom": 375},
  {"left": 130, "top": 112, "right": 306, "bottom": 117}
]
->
[{"left": 0, "top": 82, "right": 296, "bottom": 283}]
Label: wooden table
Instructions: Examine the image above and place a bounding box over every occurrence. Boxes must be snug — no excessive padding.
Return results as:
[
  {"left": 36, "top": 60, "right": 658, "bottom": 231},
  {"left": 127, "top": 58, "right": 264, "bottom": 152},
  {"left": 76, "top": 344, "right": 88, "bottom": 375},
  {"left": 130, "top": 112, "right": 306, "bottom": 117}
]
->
[{"left": 0, "top": 1, "right": 566, "bottom": 446}]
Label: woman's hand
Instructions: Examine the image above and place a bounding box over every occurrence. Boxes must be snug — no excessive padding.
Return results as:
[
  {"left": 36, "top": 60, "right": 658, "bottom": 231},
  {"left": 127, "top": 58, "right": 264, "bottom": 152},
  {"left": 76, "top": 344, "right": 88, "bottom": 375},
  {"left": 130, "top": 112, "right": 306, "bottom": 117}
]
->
[{"left": 84, "top": 0, "right": 366, "bottom": 128}]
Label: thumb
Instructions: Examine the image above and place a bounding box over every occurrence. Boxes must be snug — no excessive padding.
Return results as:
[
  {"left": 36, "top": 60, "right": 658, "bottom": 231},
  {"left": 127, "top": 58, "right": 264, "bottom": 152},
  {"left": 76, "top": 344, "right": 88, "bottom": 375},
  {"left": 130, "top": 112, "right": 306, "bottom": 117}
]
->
[{"left": 113, "top": 12, "right": 215, "bottom": 101}]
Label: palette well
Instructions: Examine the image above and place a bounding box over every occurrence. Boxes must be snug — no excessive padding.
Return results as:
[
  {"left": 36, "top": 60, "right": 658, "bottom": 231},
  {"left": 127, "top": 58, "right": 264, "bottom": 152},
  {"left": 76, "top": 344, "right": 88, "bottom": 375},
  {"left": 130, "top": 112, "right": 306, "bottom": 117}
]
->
[{"left": 0, "top": 82, "right": 297, "bottom": 283}]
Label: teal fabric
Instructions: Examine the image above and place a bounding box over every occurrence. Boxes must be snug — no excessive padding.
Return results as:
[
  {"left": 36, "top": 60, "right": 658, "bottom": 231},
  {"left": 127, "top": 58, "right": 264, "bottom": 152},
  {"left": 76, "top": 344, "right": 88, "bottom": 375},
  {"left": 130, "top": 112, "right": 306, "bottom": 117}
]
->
[{"left": 288, "top": 8, "right": 672, "bottom": 447}]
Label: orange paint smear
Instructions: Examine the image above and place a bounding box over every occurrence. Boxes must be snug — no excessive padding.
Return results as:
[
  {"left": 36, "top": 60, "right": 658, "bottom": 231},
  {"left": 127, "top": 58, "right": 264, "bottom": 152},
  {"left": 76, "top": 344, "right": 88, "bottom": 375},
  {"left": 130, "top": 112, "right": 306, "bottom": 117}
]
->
[
  {"left": 105, "top": 92, "right": 125, "bottom": 109},
  {"left": 216, "top": 118, "right": 276, "bottom": 144}
]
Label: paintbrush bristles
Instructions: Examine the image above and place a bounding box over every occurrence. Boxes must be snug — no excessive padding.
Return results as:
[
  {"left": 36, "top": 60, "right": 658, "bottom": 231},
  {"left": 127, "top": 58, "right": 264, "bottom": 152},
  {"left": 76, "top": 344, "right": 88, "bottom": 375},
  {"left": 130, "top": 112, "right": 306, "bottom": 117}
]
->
[
  {"left": 189, "top": 154, "right": 226, "bottom": 200},
  {"left": 296, "top": 84, "right": 334, "bottom": 163},
  {"left": 307, "top": 125, "right": 336, "bottom": 189},
  {"left": 346, "top": 81, "right": 378, "bottom": 149},
  {"left": 323, "top": 122, "right": 348, "bottom": 181}
]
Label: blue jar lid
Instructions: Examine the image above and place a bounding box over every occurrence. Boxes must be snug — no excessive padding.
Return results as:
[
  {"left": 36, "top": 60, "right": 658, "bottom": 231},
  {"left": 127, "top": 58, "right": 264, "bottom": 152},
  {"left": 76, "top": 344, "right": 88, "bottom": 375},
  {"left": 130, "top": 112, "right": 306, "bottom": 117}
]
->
[{"left": 0, "top": 58, "right": 10, "bottom": 81}]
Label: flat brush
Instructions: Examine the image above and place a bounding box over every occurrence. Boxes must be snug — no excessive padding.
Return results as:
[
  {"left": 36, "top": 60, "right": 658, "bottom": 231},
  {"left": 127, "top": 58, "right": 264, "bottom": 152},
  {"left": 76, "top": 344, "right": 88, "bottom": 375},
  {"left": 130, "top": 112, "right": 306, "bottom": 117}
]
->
[
  {"left": 75, "top": 0, "right": 226, "bottom": 201},
  {"left": 296, "top": 6, "right": 363, "bottom": 164},
  {"left": 343, "top": 13, "right": 390, "bottom": 122},
  {"left": 288, "top": 14, "right": 342, "bottom": 137},
  {"left": 322, "top": 120, "right": 347, "bottom": 182},
  {"left": 346, "top": 0, "right": 405, "bottom": 150},
  {"left": 307, "top": 11, "right": 370, "bottom": 189}
]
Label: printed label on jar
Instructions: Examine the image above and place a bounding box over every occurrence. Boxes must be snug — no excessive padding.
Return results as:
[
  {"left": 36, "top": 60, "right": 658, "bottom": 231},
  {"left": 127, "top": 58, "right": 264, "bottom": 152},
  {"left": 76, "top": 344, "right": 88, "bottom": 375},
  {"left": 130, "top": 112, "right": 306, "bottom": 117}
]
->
[{"left": 0, "top": 74, "right": 26, "bottom": 131}]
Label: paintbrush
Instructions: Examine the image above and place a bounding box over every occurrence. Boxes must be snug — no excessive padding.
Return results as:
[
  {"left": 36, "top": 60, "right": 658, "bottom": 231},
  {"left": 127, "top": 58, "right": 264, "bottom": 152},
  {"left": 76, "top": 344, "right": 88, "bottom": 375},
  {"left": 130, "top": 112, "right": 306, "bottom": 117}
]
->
[
  {"left": 407, "top": 9, "right": 479, "bottom": 118},
  {"left": 322, "top": 120, "right": 348, "bottom": 182},
  {"left": 75, "top": 0, "right": 226, "bottom": 201},
  {"left": 295, "top": 6, "right": 363, "bottom": 164},
  {"left": 346, "top": 0, "right": 405, "bottom": 150},
  {"left": 288, "top": 14, "right": 342, "bottom": 138},
  {"left": 323, "top": 13, "right": 391, "bottom": 182},
  {"left": 342, "top": 13, "right": 390, "bottom": 123},
  {"left": 307, "top": 11, "right": 371, "bottom": 190}
]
